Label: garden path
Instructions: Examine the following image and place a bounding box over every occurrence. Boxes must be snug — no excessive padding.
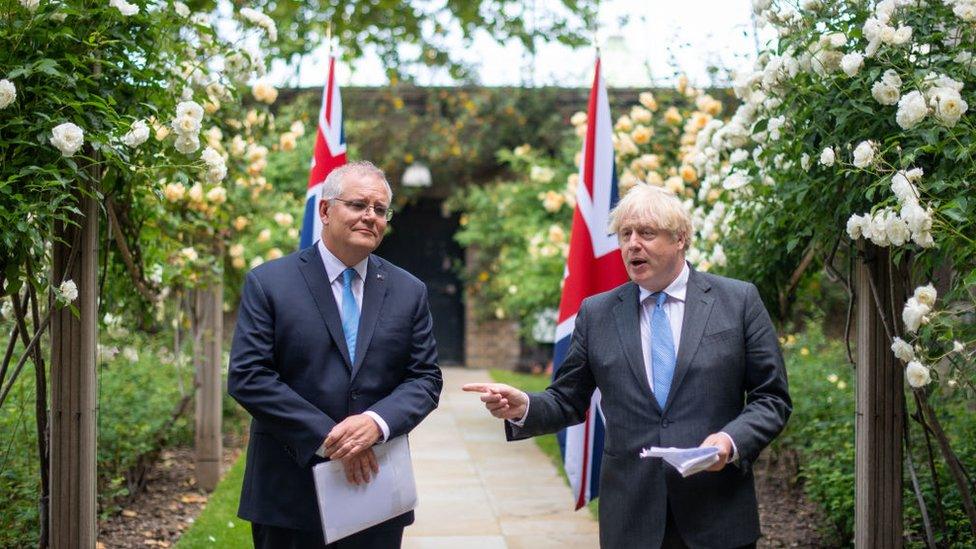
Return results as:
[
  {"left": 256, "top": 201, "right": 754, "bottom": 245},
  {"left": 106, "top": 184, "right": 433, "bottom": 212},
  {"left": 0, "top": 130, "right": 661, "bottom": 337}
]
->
[{"left": 404, "top": 367, "right": 599, "bottom": 548}]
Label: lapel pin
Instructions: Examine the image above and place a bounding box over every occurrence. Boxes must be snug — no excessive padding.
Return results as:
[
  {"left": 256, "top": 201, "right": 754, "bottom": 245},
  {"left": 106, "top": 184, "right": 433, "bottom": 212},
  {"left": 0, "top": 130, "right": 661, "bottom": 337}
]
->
[{"left": 377, "top": 273, "right": 384, "bottom": 280}]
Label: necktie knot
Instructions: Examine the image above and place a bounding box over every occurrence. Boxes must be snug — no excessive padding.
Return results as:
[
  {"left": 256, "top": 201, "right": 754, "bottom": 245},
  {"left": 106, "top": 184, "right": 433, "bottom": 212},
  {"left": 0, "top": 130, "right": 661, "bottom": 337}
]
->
[
  {"left": 654, "top": 291, "right": 668, "bottom": 308},
  {"left": 342, "top": 267, "right": 356, "bottom": 288}
]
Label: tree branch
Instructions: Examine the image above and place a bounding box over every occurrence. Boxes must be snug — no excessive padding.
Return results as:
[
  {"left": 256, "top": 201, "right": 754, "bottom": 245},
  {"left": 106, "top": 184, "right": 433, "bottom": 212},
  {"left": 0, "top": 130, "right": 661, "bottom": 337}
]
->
[{"left": 105, "top": 197, "right": 158, "bottom": 303}]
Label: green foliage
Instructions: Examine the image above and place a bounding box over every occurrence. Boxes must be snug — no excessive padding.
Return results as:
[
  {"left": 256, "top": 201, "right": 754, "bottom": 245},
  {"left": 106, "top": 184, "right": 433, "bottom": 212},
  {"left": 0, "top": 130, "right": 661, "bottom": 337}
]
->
[
  {"left": 778, "top": 326, "right": 976, "bottom": 546},
  {"left": 217, "top": 0, "right": 597, "bottom": 82},
  {"left": 174, "top": 453, "right": 250, "bottom": 548}
]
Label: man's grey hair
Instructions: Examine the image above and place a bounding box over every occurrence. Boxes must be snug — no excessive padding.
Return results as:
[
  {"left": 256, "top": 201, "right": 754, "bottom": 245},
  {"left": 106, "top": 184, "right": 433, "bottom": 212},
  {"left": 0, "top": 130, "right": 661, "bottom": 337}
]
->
[
  {"left": 608, "top": 184, "right": 693, "bottom": 250},
  {"left": 320, "top": 160, "right": 393, "bottom": 203}
]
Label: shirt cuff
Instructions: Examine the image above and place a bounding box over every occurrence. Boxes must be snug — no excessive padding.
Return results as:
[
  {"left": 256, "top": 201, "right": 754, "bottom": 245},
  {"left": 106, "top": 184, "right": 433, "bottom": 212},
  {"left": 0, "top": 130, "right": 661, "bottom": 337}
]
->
[
  {"left": 315, "top": 412, "right": 392, "bottom": 458},
  {"left": 718, "top": 431, "right": 738, "bottom": 464},
  {"left": 506, "top": 396, "right": 531, "bottom": 427},
  {"left": 364, "top": 411, "right": 390, "bottom": 442}
]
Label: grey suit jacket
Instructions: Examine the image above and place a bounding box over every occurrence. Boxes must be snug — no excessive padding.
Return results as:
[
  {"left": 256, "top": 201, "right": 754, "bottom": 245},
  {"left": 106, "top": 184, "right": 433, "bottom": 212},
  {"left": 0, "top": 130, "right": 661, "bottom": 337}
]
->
[{"left": 507, "top": 267, "right": 791, "bottom": 549}]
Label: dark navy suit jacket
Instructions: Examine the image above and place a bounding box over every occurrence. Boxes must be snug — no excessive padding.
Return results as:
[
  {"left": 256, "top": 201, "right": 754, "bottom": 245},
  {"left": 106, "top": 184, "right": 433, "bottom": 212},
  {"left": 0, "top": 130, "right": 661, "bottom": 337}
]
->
[{"left": 228, "top": 244, "right": 442, "bottom": 531}]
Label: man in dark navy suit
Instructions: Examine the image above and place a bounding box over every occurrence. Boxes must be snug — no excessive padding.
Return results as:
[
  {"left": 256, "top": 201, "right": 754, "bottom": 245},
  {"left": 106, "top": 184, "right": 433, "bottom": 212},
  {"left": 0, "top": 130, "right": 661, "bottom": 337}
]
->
[{"left": 228, "top": 161, "right": 442, "bottom": 548}]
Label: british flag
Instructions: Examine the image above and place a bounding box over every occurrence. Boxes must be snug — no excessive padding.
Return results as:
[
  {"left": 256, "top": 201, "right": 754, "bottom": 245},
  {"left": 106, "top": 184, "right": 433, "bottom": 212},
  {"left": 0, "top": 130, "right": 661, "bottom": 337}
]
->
[
  {"left": 300, "top": 55, "right": 348, "bottom": 249},
  {"left": 554, "top": 56, "right": 629, "bottom": 510}
]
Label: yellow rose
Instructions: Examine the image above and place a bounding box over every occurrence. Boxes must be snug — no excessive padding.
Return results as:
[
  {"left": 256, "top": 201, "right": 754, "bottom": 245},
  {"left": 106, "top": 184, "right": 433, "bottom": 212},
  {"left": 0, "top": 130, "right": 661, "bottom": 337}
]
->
[
  {"left": 257, "top": 229, "right": 271, "bottom": 243},
  {"left": 570, "top": 111, "right": 587, "bottom": 126},
  {"left": 547, "top": 224, "right": 566, "bottom": 245},
  {"left": 279, "top": 132, "right": 297, "bottom": 152},
  {"left": 665, "top": 176, "right": 685, "bottom": 194},
  {"left": 675, "top": 75, "right": 689, "bottom": 95},
  {"left": 274, "top": 212, "right": 294, "bottom": 227},
  {"left": 266, "top": 248, "right": 283, "bottom": 260},
  {"left": 614, "top": 115, "right": 634, "bottom": 132},
  {"left": 187, "top": 183, "right": 204, "bottom": 203},
  {"left": 542, "top": 190, "right": 565, "bottom": 213},
  {"left": 664, "top": 107, "right": 683, "bottom": 126},
  {"left": 639, "top": 92, "right": 658, "bottom": 111},
  {"left": 630, "top": 106, "right": 652, "bottom": 124},
  {"left": 232, "top": 256, "right": 246, "bottom": 270},
  {"left": 646, "top": 171, "right": 664, "bottom": 185},
  {"left": 680, "top": 165, "right": 698, "bottom": 183},
  {"left": 206, "top": 186, "right": 226, "bottom": 204},
  {"left": 233, "top": 216, "right": 249, "bottom": 231},
  {"left": 163, "top": 182, "right": 186, "bottom": 202},
  {"left": 631, "top": 125, "right": 652, "bottom": 145}
]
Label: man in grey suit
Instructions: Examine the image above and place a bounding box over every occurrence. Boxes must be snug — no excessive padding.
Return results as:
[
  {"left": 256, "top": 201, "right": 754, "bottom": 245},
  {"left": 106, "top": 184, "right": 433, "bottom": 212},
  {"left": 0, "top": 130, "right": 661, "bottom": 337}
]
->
[{"left": 464, "top": 184, "right": 791, "bottom": 548}]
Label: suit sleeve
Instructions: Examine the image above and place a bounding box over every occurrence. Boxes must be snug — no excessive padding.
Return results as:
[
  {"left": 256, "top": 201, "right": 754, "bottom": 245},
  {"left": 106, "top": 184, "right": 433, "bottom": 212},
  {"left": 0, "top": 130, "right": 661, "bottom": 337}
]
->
[
  {"left": 366, "top": 284, "right": 443, "bottom": 439},
  {"left": 506, "top": 300, "right": 597, "bottom": 441},
  {"left": 227, "top": 271, "right": 336, "bottom": 467},
  {"left": 720, "top": 283, "right": 792, "bottom": 465}
]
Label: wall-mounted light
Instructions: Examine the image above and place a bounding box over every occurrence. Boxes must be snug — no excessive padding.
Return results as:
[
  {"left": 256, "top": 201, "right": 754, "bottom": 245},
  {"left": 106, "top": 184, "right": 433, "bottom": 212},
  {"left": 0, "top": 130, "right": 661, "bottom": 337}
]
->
[{"left": 402, "top": 162, "right": 432, "bottom": 188}]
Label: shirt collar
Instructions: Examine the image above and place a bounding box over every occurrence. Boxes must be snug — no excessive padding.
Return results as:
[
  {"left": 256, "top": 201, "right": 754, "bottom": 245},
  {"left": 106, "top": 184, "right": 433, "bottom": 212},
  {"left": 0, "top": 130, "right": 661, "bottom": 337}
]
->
[
  {"left": 317, "top": 239, "right": 368, "bottom": 284},
  {"left": 639, "top": 262, "right": 690, "bottom": 305}
]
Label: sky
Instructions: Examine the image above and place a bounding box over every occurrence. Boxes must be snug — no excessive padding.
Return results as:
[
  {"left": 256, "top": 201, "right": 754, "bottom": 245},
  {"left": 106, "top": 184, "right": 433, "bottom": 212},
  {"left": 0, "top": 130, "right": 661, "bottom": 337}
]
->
[{"left": 266, "top": 0, "right": 769, "bottom": 90}]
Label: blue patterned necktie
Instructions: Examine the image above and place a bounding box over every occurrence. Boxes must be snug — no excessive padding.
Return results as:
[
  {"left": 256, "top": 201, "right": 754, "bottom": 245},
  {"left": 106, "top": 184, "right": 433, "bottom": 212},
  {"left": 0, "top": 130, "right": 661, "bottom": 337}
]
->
[
  {"left": 651, "top": 291, "right": 676, "bottom": 410},
  {"left": 341, "top": 268, "right": 360, "bottom": 363}
]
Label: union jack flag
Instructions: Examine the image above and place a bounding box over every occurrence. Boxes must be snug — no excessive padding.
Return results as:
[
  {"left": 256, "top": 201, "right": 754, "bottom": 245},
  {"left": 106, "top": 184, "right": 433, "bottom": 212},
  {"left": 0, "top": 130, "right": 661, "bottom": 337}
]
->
[
  {"left": 300, "top": 54, "right": 347, "bottom": 249},
  {"left": 554, "top": 56, "right": 629, "bottom": 510}
]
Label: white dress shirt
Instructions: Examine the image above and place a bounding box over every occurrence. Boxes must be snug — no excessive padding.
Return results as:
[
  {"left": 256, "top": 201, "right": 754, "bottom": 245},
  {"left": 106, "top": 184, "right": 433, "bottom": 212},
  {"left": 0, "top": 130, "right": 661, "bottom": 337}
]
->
[{"left": 317, "top": 240, "right": 390, "bottom": 449}]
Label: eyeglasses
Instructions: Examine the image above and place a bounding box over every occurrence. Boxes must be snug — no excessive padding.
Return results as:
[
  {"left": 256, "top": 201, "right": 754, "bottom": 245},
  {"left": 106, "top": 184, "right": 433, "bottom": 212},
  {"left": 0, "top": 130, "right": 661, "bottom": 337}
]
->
[{"left": 331, "top": 198, "right": 394, "bottom": 221}]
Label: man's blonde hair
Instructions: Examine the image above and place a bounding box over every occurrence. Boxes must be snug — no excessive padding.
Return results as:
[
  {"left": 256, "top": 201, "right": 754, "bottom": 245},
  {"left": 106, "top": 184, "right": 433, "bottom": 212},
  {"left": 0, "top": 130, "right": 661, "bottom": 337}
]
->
[{"left": 608, "top": 184, "right": 693, "bottom": 250}]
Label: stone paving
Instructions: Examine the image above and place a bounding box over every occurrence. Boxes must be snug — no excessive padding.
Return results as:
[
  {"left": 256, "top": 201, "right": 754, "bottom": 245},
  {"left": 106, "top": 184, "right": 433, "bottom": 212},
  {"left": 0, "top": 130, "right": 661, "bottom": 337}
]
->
[{"left": 403, "top": 367, "right": 599, "bottom": 549}]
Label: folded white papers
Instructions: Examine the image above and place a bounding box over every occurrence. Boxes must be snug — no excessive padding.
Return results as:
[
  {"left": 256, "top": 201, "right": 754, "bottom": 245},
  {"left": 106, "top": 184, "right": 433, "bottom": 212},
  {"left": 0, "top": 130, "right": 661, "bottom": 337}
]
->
[
  {"left": 313, "top": 435, "right": 418, "bottom": 544},
  {"left": 639, "top": 446, "right": 720, "bottom": 477}
]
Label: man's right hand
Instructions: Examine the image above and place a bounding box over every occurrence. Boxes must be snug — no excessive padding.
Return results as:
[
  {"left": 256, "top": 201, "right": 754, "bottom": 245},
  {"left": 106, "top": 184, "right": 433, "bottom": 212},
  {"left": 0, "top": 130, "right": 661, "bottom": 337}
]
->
[
  {"left": 341, "top": 447, "right": 379, "bottom": 485},
  {"left": 461, "top": 383, "right": 529, "bottom": 421}
]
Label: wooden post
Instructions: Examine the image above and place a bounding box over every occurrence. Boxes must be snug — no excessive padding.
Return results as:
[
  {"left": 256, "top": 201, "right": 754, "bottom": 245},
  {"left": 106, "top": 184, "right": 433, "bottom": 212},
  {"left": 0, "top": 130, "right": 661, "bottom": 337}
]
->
[
  {"left": 855, "top": 244, "right": 903, "bottom": 548},
  {"left": 49, "top": 191, "right": 98, "bottom": 548},
  {"left": 193, "top": 273, "right": 223, "bottom": 491}
]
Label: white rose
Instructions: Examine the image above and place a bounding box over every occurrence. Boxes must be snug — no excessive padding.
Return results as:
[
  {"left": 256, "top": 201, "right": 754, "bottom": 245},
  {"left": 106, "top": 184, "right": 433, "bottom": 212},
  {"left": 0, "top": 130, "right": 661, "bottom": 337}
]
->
[
  {"left": 913, "top": 284, "right": 937, "bottom": 307},
  {"left": 121, "top": 119, "right": 150, "bottom": 148},
  {"left": 852, "top": 141, "right": 875, "bottom": 168},
  {"left": 730, "top": 149, "right": 749, "bottom": 164},
  {"left": 176, "top": 100, "right": 204, "bottom": 122},
  {"left": 122, "top": 347, "right": 139, "bottom": 362},
  {"left": 181, "top": 247, "right": 199, "bottom": 262},
  {"left": 902, "top": 296, "right": 931, "bottom": 333},
  {"left": 896, "top": 91, "right": 927, "bottom": 129},
  {"left": 109, "top": 0, "right": 139, "bottom": 16},
  {"left": 50, "top": 122, "right": 85, "bottom": 157},
  {"left": 890, "top": 171, "right": 917, "bottom": 203},
  {"left": 19, "top": 0, "right": 39, "bottom": 11},
  {"left": 206, "top": 186, "right": 227, "bottom": 204},
  {"left": 905, "top": 361, "right": 931, "bottom": 388},
  {"left": 800, "top": 153, "right": 811, "bottom": 170},
  {"left": 953, "top": 341, "right": 965, "bottom": 353},
  {"left": 884, "top": 211, "right": 910, "bottom": 246},
  {"left": 174, "top": 134, "right": 200, "bottom": 154},
  {"left": 819, "top": 147, "right": 835, "bottom": 166},
  {"left": 840, "top": 52, "right": 864, "bottom": 76},
  {"left": 0, "top": 79, "right": 16, "bottom": 109},
  {"left": 722, "top": 171, "right": 750, "bottom": 190},
  {"left": 900, "top": 201, "right": 932, "bottom": 234},
  {"left": 846, "top": 213, "right": 866, "bottom": 240},
  {"left": 58, "top": 279, "right": 79, "bottom": 303},
  {"left": 867, "top": 211, "right": 891, "bottom": 246},
  {"left": 891, "top": 26, "right": 912, "bottom": 45},
  {"left": 890, "top": 337, "right": 915, "bottom": 363},
  {"left": 871, "top": 72, "right": 901, "bottom": 105},
  {"left": 912, "top": 230, "right": 935, "bottom": 248},
  {"left": 174, "top": 1, "right": 190, "bottom": 17},
  {"left": 932, "top": 89, "right": 968, "bottom": 126}
]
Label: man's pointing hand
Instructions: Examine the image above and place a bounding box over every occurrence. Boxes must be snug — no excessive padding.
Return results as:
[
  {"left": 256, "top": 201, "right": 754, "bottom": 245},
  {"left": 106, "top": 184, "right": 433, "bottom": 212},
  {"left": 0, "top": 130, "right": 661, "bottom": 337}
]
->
[{"left": 462, "top": 383, "right": 529, "bottom": 421}]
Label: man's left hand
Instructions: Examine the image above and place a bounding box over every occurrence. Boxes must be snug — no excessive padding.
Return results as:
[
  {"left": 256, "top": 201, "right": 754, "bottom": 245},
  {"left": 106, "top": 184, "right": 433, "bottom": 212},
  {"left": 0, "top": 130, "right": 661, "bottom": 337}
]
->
[
  {"left": 324, "top": 414, "right": 381, "bottom": 460},
  {"left": 700, "top": 433, "right": 733, "bottom": 471}
]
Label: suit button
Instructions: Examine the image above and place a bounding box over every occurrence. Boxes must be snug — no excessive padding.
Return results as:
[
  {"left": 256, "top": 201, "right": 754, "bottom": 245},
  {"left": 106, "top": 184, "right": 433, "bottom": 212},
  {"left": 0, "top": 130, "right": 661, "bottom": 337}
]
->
[
  {"left": 351, "top": 391, "right": 359, "bottom": 400},
  {"left": 661, "top": 419, "right": 670, "bottom": 428}
]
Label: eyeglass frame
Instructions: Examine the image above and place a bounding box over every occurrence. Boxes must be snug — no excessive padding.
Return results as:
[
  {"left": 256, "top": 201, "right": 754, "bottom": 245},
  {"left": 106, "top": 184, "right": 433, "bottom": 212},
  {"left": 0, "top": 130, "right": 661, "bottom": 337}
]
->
[{"left": 329, "top": 197, "right": 395, "bottom": 221}]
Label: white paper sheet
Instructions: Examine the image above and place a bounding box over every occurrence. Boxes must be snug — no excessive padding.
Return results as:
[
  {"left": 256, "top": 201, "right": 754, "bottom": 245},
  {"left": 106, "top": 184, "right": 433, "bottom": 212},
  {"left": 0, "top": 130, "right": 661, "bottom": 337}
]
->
[
  {"left": 313, "top": 435, "right": 418, "bottom": 544},
  {"left": 639, "top": 446, "right": 720, "bottom": 477}
]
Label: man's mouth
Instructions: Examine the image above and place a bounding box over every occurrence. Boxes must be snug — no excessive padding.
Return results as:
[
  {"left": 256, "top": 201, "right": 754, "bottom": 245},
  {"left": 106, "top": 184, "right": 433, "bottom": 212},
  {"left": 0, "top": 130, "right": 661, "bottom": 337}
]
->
[{"left": 629, "top": 258, "right": 648, "bottom": 267}]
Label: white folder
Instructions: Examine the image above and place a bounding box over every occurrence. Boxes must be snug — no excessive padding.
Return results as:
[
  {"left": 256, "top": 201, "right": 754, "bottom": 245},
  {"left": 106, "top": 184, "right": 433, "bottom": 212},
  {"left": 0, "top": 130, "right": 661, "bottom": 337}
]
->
[{"left": 312, "top": 435, "right": 418, "bottom": 544}]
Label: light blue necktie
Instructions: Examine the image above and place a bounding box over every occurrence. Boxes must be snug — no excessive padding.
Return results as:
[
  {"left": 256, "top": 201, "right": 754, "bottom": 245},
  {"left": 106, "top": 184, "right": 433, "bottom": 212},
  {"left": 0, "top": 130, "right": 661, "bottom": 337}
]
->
[
  {"left": 341, "top": 268, "right": 360, "bottom": 363},
  {"left": 651, "top": 291, "right": 676, "bottom": 410}
]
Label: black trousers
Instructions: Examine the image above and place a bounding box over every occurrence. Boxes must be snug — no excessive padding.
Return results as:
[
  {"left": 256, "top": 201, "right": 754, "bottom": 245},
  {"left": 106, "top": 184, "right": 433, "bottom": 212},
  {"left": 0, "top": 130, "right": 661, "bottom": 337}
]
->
[
  {"left": 662, "top": 504, "right": 757, "bottom": 549},
  {"left": 251, "top": 523, "right": 403, "bottom": 549}
]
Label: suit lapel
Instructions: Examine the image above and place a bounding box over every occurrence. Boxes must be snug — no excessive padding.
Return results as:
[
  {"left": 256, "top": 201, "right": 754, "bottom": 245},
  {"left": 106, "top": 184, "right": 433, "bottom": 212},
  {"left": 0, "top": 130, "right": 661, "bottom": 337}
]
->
[
  {"left": 612, "top": 283, "right": 656, "bottom": 406},
  {"left": 666, "top": 268, "right": 713, "bottom": 410},
  {"left": 351, "top": 255, "right": 388, "bottom": 378},
  {"left": 297, "top": 245, "right": 353, "bottom": 369}
]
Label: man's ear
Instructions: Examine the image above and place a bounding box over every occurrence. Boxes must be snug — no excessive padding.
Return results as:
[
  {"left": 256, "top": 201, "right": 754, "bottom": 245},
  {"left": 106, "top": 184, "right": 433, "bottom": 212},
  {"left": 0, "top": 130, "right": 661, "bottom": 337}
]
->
[{"left": 318, "top": 198, "right": 330, "bottom": 225}]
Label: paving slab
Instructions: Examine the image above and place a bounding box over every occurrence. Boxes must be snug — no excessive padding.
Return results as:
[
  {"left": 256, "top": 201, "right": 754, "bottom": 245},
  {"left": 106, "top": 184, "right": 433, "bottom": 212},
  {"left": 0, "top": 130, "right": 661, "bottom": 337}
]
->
[{"left": 404, "top": 367, "right": 599, "bottom": 548}]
